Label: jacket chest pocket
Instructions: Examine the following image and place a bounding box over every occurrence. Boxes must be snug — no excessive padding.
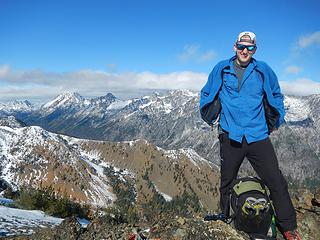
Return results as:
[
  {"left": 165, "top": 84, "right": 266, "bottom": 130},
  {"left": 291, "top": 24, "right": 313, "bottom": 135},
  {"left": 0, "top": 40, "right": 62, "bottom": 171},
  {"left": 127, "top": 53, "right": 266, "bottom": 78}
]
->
[
  {"left": 223, "top": 74, "right": 238, "bottom": 92},
  {"left": 245, "top": 75, "right": 264, "bottom": 96}
]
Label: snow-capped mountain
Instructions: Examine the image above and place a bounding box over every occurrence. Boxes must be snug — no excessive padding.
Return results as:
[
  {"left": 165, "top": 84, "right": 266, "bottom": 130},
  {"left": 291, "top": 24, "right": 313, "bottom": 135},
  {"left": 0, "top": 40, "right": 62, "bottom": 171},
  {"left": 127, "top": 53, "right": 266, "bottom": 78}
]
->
[
  {"left": 0, "top": 90, "right": 319, "bottom": 187},
  {"left": 0, "top": 100, "right": 33, "bottom": 117},
  {"left": 90, "top": 92, "right": 118, "bottom": 106},
  {"left": 0, "top": 100, "right": 33, "bottom": 111},
  {"left": 40, "top": 92, "right": 118, "bottom": 113},
  {"left": 283, "top": 95, "right": 319, "bottom": 128},
  {"left": 41, "top": 92, "right": 85, "bottom": 110},
  {"left": 284, "top": 95, "right": 311, "bottom": 122},
  {"left": 0, "top": 115, "right": 26, "bottom": 128},
  {"left": 0, "top": 124, "right": 116, "bottom": 207}
]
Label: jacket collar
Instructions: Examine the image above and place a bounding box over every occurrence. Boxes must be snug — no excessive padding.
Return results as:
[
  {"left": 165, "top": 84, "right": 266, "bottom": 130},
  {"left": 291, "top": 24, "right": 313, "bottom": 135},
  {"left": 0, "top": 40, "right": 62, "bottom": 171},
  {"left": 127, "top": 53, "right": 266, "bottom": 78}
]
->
[{"left": 222, "top": 56, "right": 257, "bottom": 74}]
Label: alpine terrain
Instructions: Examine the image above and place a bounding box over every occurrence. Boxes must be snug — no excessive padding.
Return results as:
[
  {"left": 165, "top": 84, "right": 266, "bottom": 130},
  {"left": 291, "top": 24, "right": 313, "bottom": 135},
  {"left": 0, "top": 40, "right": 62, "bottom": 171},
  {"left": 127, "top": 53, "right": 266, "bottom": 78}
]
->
[
  {"left": 0, "top": 90, "right": 319, "bottom": 239},
  {"left": 1, "top": 90, "right": 319, "bottom": 188}
]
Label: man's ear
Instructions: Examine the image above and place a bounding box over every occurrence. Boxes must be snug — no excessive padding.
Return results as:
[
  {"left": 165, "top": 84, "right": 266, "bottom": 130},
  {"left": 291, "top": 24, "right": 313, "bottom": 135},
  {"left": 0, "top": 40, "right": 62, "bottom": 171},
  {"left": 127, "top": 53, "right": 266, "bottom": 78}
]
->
[
  {"left": 233, "top": 44, "right": 237, "bottom": 53},
  {"left": 252, "top": 46, "right": 257, "bottom": 54}
]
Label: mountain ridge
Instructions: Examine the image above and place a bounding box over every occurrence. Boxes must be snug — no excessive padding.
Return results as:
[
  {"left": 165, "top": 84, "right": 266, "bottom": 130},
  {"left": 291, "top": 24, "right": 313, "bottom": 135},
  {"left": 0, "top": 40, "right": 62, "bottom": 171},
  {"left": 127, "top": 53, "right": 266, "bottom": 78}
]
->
[
  {"left": 0, "top": 122, "right": 220, "bottom": 210},
  {"left": 0, "top": 90, "right": 319, "bottom": 188}
]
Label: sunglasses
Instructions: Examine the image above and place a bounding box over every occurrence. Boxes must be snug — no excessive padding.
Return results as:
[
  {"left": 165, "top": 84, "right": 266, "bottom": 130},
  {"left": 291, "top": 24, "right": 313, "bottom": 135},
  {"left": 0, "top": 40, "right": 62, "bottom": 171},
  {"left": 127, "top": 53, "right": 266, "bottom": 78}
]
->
[{"left": 236, "top": 44, "right": 256, "bottom": 52}]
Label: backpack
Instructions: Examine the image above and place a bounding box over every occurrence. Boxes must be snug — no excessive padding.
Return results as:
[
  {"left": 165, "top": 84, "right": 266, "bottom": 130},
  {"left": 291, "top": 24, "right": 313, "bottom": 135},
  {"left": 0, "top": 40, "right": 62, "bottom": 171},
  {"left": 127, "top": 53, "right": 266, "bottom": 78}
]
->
[{"left": 229, "top": 177, "right": 277, "bottom": 239}]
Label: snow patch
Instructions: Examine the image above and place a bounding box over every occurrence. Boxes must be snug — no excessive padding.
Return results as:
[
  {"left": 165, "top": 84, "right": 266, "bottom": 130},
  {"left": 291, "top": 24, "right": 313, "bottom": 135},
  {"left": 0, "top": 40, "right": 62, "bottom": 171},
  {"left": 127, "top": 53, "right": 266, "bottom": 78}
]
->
[
  {"left": 107, "top": 99, "right": 132, "bottom": 110},
  {"left": 0, "top": 206, "right": 63, "bottom": 237},
  {"left": 284, "top": 96, "right": 310, "bottom": 122},
  {"left": 139, "top": 100, "right": 155, "bottom": 109},
  {"left": 158, "top": 147, "right": 218, "bottom": 170},
  {"left": 163, "top": 102, "right": 173, "bottom": 114},
  {"left": 77, "top": 149, "right": 116, "bottom": 205},
  {"left": 153, "top": 184, "right": 172, "bottom": 202}
]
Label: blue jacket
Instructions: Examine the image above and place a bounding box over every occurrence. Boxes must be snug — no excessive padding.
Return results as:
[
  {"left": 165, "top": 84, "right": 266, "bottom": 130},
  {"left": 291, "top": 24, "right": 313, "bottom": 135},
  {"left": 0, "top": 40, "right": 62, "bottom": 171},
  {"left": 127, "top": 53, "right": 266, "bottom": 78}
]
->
[{"left": 200, "top": 56, "right": 285, "bottom": 134}]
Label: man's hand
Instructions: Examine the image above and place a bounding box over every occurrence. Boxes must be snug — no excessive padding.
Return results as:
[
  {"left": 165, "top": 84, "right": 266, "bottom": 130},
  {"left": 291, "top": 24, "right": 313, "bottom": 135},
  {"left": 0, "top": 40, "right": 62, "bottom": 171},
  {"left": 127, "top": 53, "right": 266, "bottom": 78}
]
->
[
  {"left": 210, "top": 115, "right": 220, "bottom": 131},
  {"left": 212, "top": 114, "right": 220, "bottom": 126}
]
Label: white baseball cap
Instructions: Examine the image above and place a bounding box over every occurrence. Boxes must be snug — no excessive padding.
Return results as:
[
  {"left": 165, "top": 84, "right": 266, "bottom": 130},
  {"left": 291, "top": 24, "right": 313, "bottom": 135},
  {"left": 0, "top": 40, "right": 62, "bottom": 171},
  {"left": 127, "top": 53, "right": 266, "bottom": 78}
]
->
[{"left": 237, "top": 31, "right": 256, "bottom": 44}]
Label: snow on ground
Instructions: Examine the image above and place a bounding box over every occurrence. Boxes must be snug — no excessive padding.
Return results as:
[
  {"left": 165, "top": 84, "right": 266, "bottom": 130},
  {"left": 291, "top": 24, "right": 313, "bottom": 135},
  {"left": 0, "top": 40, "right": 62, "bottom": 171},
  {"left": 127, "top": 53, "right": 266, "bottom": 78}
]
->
[
  {"left": 107, "top": 99, "right": 132, "bottom": 110},
  {"left": 153, "top": 184, "right": 172, "bottom": 202},
  {"left": 139, "top": 100, "right": 155, "bottom": 109},
  {"left": 169, "top": 89, "right": 198, "bottom": 98},
  {"left": 0, "top": 125, "right": 68, "bottom": 188},
  {"left": 77, "top": 148, "right": 116, "bottom": 206},
  {"left": 180, "top": 148, "right": 211, "bottom": 168},
  {"left": 162, "top": 102, "right": 173, "bottom": 114},
  {"left": 284, "top": 96, "right": 310, "bottom": 122},
  {"left": 0, "top": 205, "right": 63, "bottom": 237},
  {"left": 0, "top": 205, "right": 91, "bottom": 237},
  {"left": 157, "top": 146, "right": 219, "bottom": 170}
]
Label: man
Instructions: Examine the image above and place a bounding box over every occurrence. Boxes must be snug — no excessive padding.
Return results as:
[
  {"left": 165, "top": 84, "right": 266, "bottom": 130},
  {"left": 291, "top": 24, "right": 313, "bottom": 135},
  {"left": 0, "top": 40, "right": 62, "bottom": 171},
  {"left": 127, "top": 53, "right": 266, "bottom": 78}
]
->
[{"left": 200, "top": 31, "right": 301, "bottom": 240}]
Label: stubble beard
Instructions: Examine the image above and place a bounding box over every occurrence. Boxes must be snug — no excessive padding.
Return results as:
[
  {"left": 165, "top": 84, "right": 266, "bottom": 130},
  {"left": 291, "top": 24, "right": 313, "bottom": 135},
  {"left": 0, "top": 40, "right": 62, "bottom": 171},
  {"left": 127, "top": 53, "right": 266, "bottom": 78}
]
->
[{"left": 236, "top": 52, "right": 252, "bottom": 67}]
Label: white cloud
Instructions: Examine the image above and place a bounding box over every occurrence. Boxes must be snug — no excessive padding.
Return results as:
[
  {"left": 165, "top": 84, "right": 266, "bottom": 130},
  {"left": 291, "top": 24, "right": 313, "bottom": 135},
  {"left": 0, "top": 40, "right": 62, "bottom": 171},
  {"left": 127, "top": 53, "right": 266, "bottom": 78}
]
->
[
  {"left": 197, "top": 50, "right": 217, "bottom": 63},
  {"left": 2, "top": 65, "right": 318, "bottom": 102},
  {"left": 178, "top": 44, "right": 200, "bottom": 63},
  {"left": 0, "top": 65, "right": 10, "bottom": 77},
  {"left": 280, "top": 78, "right": 320, "bottom": 96},
  {"left": 0, "top": 85, "right": 63, "bottom": 101},
  {"left": 0, "top": 65, "right": 207, "bottom": 101},
  {"left": 285, "top": 65, "right": 302, "bottom": 74},
  {"left": 297, "top": 31, "right": 320, "bottom": 48},
  {"left": 178, "top": 44, "right": 216, "bottom": 63}
]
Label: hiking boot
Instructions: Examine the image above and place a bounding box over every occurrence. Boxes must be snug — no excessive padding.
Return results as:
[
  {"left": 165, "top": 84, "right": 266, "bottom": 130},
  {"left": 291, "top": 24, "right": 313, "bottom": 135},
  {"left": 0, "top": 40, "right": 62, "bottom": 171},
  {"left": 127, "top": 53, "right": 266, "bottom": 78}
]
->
[{"left": 283, "top": 230, "right": 301, "bottom": 240}]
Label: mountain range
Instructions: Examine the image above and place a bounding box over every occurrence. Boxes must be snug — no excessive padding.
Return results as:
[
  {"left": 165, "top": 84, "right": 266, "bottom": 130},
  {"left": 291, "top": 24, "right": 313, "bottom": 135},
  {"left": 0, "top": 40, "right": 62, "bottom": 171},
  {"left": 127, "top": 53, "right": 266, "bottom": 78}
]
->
[
  {"left": 0, "top": 90, "right": 320, "bottom": 238},
  {"left": 1, "top": 90, "right": 319, "bottom": 188}
]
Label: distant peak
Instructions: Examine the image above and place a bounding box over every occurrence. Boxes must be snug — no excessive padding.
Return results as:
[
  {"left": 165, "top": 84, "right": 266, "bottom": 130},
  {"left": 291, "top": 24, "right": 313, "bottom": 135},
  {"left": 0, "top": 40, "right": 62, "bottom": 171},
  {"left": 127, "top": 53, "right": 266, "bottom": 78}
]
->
[
  {"left": 169, "top": 89, "right": 198, "bottom": 97},
  {"left": 59, "top": 91, "right": 82, "bottom": 99},
  {"left": 105, "top": 92, "right": 116, "bottom": 98},
  {"left": 12, "top": 99, "right": 32, "bottom": 106},
  {"left": 0, "top": 100, "right": 34, "bottom": 111},
  {"left": 42, "top": 92, "right": 84, "bottom": 109},
  {"left": 100, "top": 92, "right": 117, "bottom": 100},
  {"left": 91, "top": 92, "right": 117, "bottom": 105},
  {"left": 146, "top": 89, "right": 198, "bottom": 99},
  {"left": 0, "top": 115, "right": 27, "bottom": 128}
]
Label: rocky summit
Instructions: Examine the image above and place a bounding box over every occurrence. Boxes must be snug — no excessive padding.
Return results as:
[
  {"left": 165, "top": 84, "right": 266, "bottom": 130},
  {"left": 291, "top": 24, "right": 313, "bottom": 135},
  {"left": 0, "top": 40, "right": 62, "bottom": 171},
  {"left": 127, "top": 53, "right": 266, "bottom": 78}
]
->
[
  {"left": 4, "top": 215, "right": 248, "bottom": 240},
  {"left": 2, "top": 187, "right": 319, "bottom": 240}
]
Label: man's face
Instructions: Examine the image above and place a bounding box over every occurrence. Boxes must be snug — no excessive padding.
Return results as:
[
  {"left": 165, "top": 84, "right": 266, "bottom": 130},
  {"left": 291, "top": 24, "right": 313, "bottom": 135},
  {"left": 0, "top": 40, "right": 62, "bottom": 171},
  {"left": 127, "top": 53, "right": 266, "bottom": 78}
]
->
[{"left": 233, "top": 36, "right": 256, "bottom": 65}]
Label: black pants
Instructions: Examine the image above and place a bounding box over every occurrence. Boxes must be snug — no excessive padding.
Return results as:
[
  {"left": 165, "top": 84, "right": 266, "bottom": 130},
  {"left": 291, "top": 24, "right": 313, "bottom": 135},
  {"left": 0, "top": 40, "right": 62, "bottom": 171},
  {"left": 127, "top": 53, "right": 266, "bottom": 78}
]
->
[{"left": 219, "top": 133, "right": 297, "bottom": 232}]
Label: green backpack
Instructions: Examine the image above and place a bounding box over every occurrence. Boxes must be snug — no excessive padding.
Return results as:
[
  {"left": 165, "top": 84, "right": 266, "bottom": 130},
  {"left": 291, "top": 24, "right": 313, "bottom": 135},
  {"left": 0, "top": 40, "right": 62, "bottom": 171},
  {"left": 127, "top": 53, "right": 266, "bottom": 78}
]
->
[{"left": 229, "top": 177, "right": 277, "bottom": 239}]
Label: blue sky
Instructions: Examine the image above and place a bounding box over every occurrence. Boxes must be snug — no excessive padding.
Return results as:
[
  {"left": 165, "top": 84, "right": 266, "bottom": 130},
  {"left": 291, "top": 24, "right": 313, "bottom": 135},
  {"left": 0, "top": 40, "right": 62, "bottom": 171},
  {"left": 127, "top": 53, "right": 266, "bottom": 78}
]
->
[{"left": 0, "top": 0, "right": 320, "bottom": 102}]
